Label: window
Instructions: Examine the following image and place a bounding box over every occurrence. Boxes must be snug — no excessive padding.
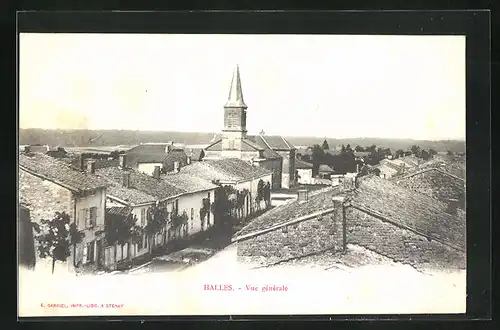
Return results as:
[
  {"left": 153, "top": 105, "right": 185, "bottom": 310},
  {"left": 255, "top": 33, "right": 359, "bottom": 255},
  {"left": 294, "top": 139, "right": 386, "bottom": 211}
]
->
[
  {"left": 190, "top": 208, "right": 194, "bottom": 220},
  {"left": 175, "top": 200, "right": 179, "bottom": 213},
  {"left": 88, "top": 207, "right": 97, "bottom": 228},
  {"left": 141, "top": 209, "right": 147, "bottom": 226},
  {"left": 138, "top": 235, "right": 144, "bottom": 250}
]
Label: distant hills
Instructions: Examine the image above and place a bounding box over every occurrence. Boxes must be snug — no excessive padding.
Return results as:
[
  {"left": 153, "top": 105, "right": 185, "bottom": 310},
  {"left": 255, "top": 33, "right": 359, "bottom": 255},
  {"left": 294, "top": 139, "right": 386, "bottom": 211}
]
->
[{"left": 19, "top": 129, "right": 466, "bottom": 153}]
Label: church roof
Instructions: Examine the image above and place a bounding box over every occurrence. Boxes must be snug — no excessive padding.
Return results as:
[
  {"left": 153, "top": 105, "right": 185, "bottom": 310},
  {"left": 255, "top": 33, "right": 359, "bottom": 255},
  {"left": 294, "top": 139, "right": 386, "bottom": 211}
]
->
[
  {"left": 225, "top": 65, "right": 247, "bottom": 108},
  {"left": 204, "top": 138, "right": 265, "bottom": 152}
]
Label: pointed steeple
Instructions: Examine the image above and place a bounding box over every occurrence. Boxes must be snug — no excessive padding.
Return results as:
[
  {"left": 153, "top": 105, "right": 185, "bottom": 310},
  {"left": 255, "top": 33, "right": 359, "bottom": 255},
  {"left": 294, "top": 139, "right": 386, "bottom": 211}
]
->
[{"left": 225, "top": 64, "right": 247, "bottom": 108}]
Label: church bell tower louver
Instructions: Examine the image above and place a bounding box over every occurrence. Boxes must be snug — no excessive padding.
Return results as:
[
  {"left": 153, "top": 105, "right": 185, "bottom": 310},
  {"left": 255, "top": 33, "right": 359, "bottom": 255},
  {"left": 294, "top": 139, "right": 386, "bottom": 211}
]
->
[{"left": 222, "top": 65, "right": 248, "bottom": 151}]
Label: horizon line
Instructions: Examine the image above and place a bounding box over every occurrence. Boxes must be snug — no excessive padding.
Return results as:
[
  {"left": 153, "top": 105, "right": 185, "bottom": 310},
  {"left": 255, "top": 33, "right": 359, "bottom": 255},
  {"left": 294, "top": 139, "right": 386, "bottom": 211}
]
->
[{"left": 19, "top": 127, "right": 466, "bottom": 142}]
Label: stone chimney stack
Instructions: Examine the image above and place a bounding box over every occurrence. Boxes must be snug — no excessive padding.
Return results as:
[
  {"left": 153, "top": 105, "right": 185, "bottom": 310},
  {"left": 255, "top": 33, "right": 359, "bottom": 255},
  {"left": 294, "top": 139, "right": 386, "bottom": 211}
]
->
[
  {"left": 173, "top": 161, "right": 180, "bottom": 173},
  {"left": 79, "top": 154, "right": 85, "bottom": 170},
  {"left": 297, "top": 189, "right": 309, "bottom": 203},
  {"left": 86, "top": 160, "right": 96, "bottom": 174},
  {"left": 119, "top": 154, "right": 127, "bottom": 169},
  {"left": 187, "top": 156, "right": 191, "bottom": 165},
  {"left": 123, "top": 172, "right": 131, "bottom": 188},
  {"left": 23, "top": 145, "right": 30, "bottom": 153},
  {"left": 332, "top": 196, "right": 347, "bottom": 252},
  {"left": 153, "top": 166, "right": 161, "bottom": 179}
]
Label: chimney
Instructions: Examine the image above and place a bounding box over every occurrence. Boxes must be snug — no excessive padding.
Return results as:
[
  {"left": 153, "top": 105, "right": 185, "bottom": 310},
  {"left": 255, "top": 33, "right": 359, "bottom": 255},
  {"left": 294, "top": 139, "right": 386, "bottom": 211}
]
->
[
  {"left": 79, "top": 154, "right": 85, "bottom": 170},
  {"left": 383, "top": 173, "right": 386, "bottom": 179},
  {"left": 23, "top": 145, "right": 30, "bottom": 153},
  {"left": 119, "top": 154, "right": 127, "bottom": 169},
  {"left": 122, "top": 172, "right": 131, "bottom": 188},
  {"left": 86, "top": 160, "right": 96, "bottom": 174},
  {"left": 173, "top": 161, "right": 180, "bottom": 173},
  {"left": 186, "top": 156, "right": 191, "bottom": 165},
  {"left": 356, "top": 164, "right": 360, "bottom": 173},
  {"left": 165, "top": 145, "right": 172, "bottom": 154},
  {"left": 297, "top": 189, "right": 308, "bottom": 203},
  {"left": 332, "top": 196, "right": 346, "bottom": 252},
  {"left": 341, "top": 175, "right": 355, "bottom": 192},
  {"left": 153, "top": 166, "right": 161, "bottom": 179}
]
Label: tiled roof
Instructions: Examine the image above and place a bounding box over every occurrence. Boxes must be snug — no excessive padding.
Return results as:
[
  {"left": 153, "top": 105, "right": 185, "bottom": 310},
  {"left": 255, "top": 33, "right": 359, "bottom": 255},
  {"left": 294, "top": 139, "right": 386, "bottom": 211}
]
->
[
  {"left": 295, "top": 158, "right": 313, "bottom": 169},
  {"left": 163, "top": 150, "right": 188, "bottom": 171},
  {"left": 354, "top": 151, "right": 370, "bottom": 157},
  {"left": 352, "top": 175, "right": 465, "bottom": 250},
  {"left": 19, "top": 152, "right": 108, "bottom": 192},
  {"left": 107, "top": 206, "right": 133, "bottom": 217},
  {"left": 235, "top": 186, "right": 342, "bottom": 237},
  {"left": 95, "top": 167, "right": 185, "bottom": 203},
  {"left": 204, "top": 158, "right": 272, "bottom": 181},
  {"left": 375, "top": 164, "right": 399, "bottom": 175},
  {"left": 161, "top": 173, "right": 218, "bottom": 194},
  {"left": 179, "top": 159, "right": 272, "bottom": 183},
  {"left": 392, "top": 168, "right": 465, "bottom": 207}
]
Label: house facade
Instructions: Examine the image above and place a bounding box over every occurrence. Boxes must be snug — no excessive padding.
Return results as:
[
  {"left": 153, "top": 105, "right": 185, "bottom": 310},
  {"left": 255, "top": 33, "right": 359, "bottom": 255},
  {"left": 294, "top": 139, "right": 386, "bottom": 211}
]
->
[
  {"left": 178, "top": 158, "right": 273, "bottom": 220},
  {"left": 203, "top": 65, "right": 296, "bottom": 189},
  {"left": 19, "top": 152, "right": 108, "bottom": 273},
  {"left": 295, "top": 158, "right": 314, "bottom": 185}
]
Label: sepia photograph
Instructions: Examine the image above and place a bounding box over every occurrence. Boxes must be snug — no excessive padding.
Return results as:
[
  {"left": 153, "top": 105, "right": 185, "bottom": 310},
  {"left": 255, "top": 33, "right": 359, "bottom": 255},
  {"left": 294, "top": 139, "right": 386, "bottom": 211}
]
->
[{"left": 18, "top": 32, "right": 466, "bottom": 316}]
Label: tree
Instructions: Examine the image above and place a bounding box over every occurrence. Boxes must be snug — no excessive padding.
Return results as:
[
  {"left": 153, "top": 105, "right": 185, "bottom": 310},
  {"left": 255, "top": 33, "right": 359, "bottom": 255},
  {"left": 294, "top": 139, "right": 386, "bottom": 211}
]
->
[
  {"left": 310, "top": 144, "right": 325, "bottom": 176},
  {"left": 446, "top": 150, "right": 454, "bottom": 156},
  {"left": 429, "top": 149, "right": 438, "bottom": 156},
  {"left": 341, "top": 145, "right": 346, "bottom": 153},
  {"left": 355, "top": 145, "right": 365, "bottom": 152},
  {"left": 410, "top": 145, "right": 421, "bottom": 155},
  {"left": 145, "top": 206, "right": 168, "bottom": 253},
  {"left": 321, "top": 139, "right": 329, "bottom": 150},
  {"left": 105, "top": 212, "right": 142, "bottom": 263},
  {"left": 395, "top": 149, "right": 405, "bottom": 158},
  {"left": 419, "top": 149, "right": 432, "bottom": 161},
  {"left": 31, "top": 212, "right": 85, "bottom": 274},
  {"left": 171, "top": 211, "right": 188, "bottom": 238},
  {"left": 345, "top": 144, "right": 353, "bottom": 153}
]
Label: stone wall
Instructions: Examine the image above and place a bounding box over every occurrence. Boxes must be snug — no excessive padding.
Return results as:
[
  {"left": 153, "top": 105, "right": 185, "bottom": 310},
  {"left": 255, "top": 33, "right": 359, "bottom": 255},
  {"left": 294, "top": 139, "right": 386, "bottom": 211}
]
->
[
  {"left": 19, "top": 170, "right": 75, "bottom": 222},
  {"left": 345, "top": 207, "right": 465, "bottom": 270},
  {"left": 236, "top": 209, "right": 344, "bottom": 266}
]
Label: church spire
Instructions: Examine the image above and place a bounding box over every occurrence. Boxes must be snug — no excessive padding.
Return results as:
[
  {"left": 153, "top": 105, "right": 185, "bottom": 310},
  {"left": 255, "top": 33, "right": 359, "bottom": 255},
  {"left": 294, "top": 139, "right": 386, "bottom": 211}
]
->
[{"left": 225, "top": 64, "right": 247, "bottom": 108}]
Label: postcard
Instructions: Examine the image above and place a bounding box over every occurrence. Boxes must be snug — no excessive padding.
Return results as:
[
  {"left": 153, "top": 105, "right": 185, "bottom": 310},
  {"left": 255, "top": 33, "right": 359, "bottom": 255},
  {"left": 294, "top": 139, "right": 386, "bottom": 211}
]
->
[{"left": 18, "top": 33, "right": 466, "bottom": 317}]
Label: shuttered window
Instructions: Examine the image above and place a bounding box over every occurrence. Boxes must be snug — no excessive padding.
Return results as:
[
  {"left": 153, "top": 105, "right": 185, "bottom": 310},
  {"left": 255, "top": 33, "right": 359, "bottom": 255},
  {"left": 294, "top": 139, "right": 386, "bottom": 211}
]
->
[
  {"left": 78, "top": 210, "right": 86, "bottom": 230},
  {"left": 89, "top": 207, "right": 97, "bottom": 228},
  {"left": 140, "top": 209, "right": 146, "bottom": 226}
]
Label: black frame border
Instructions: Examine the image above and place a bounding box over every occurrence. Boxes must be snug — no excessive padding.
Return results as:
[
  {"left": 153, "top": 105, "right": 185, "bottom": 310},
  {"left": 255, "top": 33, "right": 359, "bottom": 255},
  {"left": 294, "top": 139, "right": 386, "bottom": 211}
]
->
[{"left": 15, "top": 10, "right": 491, "bottom": 323}]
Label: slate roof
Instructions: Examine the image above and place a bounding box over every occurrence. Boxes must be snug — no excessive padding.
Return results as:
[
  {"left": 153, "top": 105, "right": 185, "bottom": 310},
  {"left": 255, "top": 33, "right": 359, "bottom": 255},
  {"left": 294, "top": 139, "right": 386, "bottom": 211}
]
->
[
  {"left": 95, "top": 167, "right": 185, "bottom": 204},
  {"left": 161, "top": 173, "right": 218, "bottom": 194},
  {"left": 19, "top": 152, "right": 108, "bottom": 192},
  {"left": 179, "top": 158, "right": 272, "bottom": 183},
  {"left": 235, "top": 186, "right": 342, "bottom": 237},
  {"left": 125, "top": 144, "right": 168, "bottom": 166},
  {"left": 295, "top": 158, "right": 313, "bottom": 169},
  {"left": 351, "top": 175, "right": 466, "bottom": 251},
  {"left": 206, "top": 134, "right": 295, "bottom": 151}
]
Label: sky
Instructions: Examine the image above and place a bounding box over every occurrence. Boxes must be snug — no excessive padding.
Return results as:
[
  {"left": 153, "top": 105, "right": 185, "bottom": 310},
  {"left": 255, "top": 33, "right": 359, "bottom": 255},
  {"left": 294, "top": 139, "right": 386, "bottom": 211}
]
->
[{"left": 19, "top": 33, "right": 466, "bottom": 140}]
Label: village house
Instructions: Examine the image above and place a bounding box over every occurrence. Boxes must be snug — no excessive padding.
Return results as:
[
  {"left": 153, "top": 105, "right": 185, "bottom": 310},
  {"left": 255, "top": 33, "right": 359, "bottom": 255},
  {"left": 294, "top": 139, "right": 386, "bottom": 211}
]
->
[
  {"left": 178, "top": 158, "right": 273, "bottom": 220},
  {"left": 94, "top": 155, "right": 187, "bottom": 267},
  {"left": 19, "top": 151, "right": 109, "bottom": 273},
  {"left": 124, "top": 142, "right": 188, "bottom": 176},
  {"left": 295, "top": 158, "right": 314, "bottom": 185},
  {"left": 203, "top": 65, "right": 296, "bottom": 189},
  {"left": 233, "top": 174, "right": 465, "bottom": 271},
  {"left": 161, "top": 172, "right": 218, "bottom": 236}
]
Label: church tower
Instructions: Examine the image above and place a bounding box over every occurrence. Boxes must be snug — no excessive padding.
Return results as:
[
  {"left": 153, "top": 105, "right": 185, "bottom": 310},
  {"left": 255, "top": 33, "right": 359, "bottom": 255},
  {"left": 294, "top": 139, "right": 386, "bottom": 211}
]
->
[{"left": 222, "top": 65, "right": 248, "bottom": 152}]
